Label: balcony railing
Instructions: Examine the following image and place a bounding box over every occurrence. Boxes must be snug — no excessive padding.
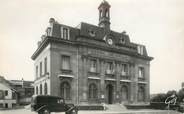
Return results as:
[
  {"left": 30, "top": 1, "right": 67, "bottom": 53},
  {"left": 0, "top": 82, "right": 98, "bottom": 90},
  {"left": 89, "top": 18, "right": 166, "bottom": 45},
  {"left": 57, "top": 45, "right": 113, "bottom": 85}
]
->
[
  {"left": 138, "top": 77, "right": 145, "bottom": 81},
  {"left": 61, "top": 69, "right": 72, "bottom": 74},
  {"left": 120, "top": 75, "right": 131, "bottom": 80}
]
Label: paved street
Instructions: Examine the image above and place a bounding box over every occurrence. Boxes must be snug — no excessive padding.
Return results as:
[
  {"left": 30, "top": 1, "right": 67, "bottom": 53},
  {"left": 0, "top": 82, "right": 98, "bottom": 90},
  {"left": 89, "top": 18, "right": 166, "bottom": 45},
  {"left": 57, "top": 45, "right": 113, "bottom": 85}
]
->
[{"left": 0, "top": 108, "right": 182, "bottom": 114}]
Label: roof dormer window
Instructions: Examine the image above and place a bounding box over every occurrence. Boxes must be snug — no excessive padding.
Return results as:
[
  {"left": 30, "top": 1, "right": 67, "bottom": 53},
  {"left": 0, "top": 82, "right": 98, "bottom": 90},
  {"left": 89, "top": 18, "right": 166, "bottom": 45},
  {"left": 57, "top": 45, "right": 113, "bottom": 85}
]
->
[
  {"left": 137, "top": 45, "right": 144, "bottom": 55},
  {"left": 46, "top": 27, "right": 52, "bottom": 36},
  {"left": 61, "top": 27, "right": 70, "bottom": 40},
  {"left": 121, "top": 37, "right": 125, "bottom": 44}
]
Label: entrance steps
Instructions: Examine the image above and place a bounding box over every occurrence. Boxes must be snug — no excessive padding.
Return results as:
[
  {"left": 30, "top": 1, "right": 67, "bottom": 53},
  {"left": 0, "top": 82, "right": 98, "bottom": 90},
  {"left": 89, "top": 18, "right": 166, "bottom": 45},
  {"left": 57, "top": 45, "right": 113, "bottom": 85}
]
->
[{"left": 104, "top": 104, "right": 127, "bottom": 111}]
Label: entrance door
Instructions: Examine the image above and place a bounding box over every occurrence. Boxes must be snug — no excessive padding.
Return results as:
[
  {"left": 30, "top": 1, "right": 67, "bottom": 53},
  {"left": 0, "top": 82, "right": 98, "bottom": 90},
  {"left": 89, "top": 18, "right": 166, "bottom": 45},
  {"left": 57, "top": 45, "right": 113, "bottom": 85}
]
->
[
  {"left": 106, "top": 84, "right": 113, "bottom": 104},
  {"left": 5, "top": 103, "right": 8, "bottom": 108}
]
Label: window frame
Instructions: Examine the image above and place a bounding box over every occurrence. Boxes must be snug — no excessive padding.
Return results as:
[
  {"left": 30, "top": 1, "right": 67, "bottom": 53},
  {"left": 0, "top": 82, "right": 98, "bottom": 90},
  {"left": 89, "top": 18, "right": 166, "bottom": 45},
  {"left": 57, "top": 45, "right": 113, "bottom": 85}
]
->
[
  {"left": 36, "top": 65, "right": 38, "bottom": 78},
  {"left": 44, "top": 83, "right": 48, "bottom": 95},
  {"left": 89, "top": 59, "right": 97, "bottom": 73},
  {"left": 106, "top": 62, "right": 114, "bottom": 74},
  {"left": 60, "top": 82, "right": 71, "bottom": 100},
  {"left": 89, "top": 83, "right": 98, "bottom": 99},
  {"left": 5, "top": 90, "right": 8, "bottom": 96},
  {"left": 40, "top": 84, "right": 42, "bottom": 95},
  {"left": 61, "top": 55, "right": 71, "bottom": 71},
  {"left": 61, "top": 27, "right": 70, "bottom": 40},
  {"left": 138, "top": 67, "right": 145, "bottom": 78},
  {"left": 44, "top": 57, "right": 47, "bottom": 74},
  {"left": 121, "top": 63, "right": 129, "bottom": 76},
  {"left": 40, "top": 62, "right": 42, "bottom": 77}
]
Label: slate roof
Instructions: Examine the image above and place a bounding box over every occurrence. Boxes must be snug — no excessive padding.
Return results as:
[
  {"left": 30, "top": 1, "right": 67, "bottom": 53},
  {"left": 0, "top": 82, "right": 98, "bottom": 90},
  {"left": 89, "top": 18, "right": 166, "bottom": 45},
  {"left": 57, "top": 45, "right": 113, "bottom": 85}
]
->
[{"left": 31, "top": 19, "right": 153, "bottom": 61}]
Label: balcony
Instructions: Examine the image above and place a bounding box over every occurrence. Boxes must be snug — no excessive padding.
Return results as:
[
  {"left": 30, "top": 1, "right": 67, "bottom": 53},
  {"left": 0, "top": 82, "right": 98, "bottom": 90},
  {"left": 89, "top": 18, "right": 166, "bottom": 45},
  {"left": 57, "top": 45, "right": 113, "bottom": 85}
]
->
[
  {"left": 105, "top": 69, "right": 114, "bottom": 75},
  {"left": 120, "top": 75, "right": 131, "bottom": 80},
  {"left": 60, "top": 69, "right": 72, "bottom": 74},
  {"left": 138, "top": 77, "right": 146, "bottom": 81}
]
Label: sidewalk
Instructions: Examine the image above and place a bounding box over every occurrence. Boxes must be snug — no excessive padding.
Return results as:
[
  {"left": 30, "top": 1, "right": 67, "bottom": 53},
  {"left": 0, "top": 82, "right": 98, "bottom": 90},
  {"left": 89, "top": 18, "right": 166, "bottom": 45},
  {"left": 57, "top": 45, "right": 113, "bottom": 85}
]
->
[{"left": 76, "top": 110, "right": 182, "bottom": 114}]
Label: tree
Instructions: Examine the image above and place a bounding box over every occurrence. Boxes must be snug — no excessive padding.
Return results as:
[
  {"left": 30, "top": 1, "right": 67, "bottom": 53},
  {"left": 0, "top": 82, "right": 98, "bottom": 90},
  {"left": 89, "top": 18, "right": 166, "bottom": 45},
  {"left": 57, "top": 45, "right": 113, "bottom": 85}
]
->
[{"left": 177, "top": 88, "right": 184, "bottom": 102}]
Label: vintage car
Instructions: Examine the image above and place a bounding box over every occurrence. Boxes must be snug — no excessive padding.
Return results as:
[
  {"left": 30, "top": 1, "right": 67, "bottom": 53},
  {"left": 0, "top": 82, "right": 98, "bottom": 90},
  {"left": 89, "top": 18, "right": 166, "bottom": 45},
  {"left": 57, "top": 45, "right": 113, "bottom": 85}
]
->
[
  {"left": 177, "top": 103, "right": 184, "bottom": 113},
  {"left": 31, "top": 95, "right": 78, "bottom": 114}
]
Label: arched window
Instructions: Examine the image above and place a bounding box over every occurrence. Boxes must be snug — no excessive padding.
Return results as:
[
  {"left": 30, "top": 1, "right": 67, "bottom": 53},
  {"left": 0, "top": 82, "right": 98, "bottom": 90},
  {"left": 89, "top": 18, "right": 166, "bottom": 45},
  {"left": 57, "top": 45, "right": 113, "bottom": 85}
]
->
[
  {"left": 121, "top": 85, "right": 128, "bottom": 101},
  {"left": 44, "top": 83, "right": 48, "bottom": 95},
  {"left": 105, "top": 9, "right": 109, "bottom": 17},
  {"left": 138, "top": 87, "right": 145, "bottom": 101},
  {"left": 40, "top": 84, "right": 42, "bottom": 95},
  {"left": 100, "top": 10, "right": 102, "bottom": 18},
  {"left": 89, "top": 83, "right": 97, "bottom": 99},
  {"left": 60, "top": 82, "right": 71, "bottom": 99},
  {"left": 36, "top": 86, "right": 38, "bottom": 95}
]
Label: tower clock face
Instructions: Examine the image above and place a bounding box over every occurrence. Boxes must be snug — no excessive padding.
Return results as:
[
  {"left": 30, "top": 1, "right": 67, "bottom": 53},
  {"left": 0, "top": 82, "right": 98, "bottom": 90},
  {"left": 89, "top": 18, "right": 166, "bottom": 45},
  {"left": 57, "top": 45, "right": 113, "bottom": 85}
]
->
[{"left": 107, "top": 38, "right": 113, "bottom": 45}]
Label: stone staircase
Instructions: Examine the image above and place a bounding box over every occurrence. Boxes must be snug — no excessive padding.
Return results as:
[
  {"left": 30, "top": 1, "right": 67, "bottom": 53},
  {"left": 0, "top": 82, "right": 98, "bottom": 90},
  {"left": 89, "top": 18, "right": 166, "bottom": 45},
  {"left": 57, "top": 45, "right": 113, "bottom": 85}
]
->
[{"left": 105, "top": 104, "right": 127, "bottom": 111}]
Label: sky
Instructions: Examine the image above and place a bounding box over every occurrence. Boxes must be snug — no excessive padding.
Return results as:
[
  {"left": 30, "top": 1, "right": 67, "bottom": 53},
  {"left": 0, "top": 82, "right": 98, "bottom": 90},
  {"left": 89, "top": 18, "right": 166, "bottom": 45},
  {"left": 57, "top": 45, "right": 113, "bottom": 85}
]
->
[{"left": 0, "top": 0, "right": 184, "bottom": 94}]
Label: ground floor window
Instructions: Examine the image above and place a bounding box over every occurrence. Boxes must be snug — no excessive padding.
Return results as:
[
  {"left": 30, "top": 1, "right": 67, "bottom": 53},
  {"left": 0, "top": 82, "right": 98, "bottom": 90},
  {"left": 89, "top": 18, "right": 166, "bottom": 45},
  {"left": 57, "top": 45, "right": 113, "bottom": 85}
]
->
[
  {"left": 121, "top": 85, "right": 128, "bottom": 101},
  {"left": 138, "top": 86, "right": 145, "bottom": 101},
  {"left": 60, "top": 82, "right": 71, "bottom": 99},
  {"left": 44, "top": 83, "right": 48, "bottom": 95},
  {"left": 40, "top": 84, "right": 42, "bottom": 95},
  {"left": 89, "top": 83, "right": 98, "bottom": 99},
  {"left": 36, "top": 86, "right": 38, "bottom": 95}
]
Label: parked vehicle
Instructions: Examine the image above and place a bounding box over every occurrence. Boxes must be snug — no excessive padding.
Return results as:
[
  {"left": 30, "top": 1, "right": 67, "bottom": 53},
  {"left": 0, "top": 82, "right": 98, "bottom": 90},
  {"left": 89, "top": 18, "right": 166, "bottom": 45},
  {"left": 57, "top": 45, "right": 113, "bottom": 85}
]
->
[
  {"left": 31, "top": 95, "right": 78, "bottom": 114},
  {"left": 178, "top": 103, "right": 184, "bottom": 113}
]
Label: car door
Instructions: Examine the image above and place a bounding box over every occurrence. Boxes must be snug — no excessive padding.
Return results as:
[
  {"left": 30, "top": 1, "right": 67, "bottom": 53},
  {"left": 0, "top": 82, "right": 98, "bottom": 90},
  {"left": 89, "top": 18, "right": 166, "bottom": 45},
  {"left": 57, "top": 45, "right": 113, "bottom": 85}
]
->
[{"left": 56, "top": 98, "right": 65, "bottom": 112}]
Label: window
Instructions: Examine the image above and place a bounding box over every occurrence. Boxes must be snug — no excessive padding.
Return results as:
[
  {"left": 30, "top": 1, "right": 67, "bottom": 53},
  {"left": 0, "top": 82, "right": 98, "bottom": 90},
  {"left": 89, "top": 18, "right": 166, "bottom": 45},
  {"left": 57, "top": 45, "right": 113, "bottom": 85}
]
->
[
  {"left": 5, "top": 90, "right": 8, "bottom": 96},
  {"left": 40, "top": 84, "right": 42, "bottom": 95},
  {"left": 99, "top": 10, "right": 102, "bottom": 18},
  {"left": 137, "top": 45, "right": 144, "bottom": 55},
  {"left": 0, "top": 91, "right": 4, "bottom": 99},
  {"left": 36, "top": 66, "right": 38, "bottom": 78},
  {"left": 89, "top": 83, "right": 97, "bottom": 99},
  {"left": 44, "top": 57, "right": 47, "bottom": 74},
  {"left": 121, "top": 64, "right": 128, "bottom": 75},
  {"left": 61, "top": 27, "right": 70, "bottom": 40},
  {"left": 40, "top": 62, "right": 42, "bottom": 77},
  {"left": 36, "top": 86, "right": 38, "bottom": 95},
  {"left": 90, "top": 59, "right": 97, "bottom": 72},
  {"left": 44, "top": 83, "right": 48, "bottom": 95},
  {"left": 121, "top": 86, "right": 128, "bottom": 101},
  {"left": 105, "top": 9, "right": 109, "bottom": 17},
  {"left": 106, "top": 62, "right": 113, "bottom": 74},
  {"left": 61, "top": 56, "right": 71, "bottom": 70},
  {"left": 138, "top": 87, "right": 145, "bottom": 101},
  {"left": 138, "top": 67, "right": 144, "bottom": 78},
  {"left": 121, "top": 37, "right": 125, "bottom": 44},
  {"left": 60, "top": 82, "right": 71, "bottom": 99},
  {"left": 46, "top": 27, "right": 51, "bottom": 36}
]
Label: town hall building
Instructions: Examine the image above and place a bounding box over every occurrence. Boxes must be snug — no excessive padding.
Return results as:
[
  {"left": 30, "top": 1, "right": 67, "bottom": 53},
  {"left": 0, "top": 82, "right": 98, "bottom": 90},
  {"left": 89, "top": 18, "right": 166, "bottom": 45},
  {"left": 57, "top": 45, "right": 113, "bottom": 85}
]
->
[{"left": 31, "top": 1, "right": 153, "bottom": 105}]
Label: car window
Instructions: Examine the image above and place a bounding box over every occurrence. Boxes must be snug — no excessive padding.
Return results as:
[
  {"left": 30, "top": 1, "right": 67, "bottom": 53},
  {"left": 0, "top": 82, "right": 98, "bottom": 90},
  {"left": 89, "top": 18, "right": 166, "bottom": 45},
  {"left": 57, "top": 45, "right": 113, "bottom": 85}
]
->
[{"left": 57, "top": 98, "right": 64, "bottom": 104}]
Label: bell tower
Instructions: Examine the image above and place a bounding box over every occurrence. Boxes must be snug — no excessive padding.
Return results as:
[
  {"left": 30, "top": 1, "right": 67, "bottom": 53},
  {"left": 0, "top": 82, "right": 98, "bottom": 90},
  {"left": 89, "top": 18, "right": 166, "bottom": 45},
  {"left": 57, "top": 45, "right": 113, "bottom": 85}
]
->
[{"left": 98, "top": 0, "right": 111, "bottom": 31}]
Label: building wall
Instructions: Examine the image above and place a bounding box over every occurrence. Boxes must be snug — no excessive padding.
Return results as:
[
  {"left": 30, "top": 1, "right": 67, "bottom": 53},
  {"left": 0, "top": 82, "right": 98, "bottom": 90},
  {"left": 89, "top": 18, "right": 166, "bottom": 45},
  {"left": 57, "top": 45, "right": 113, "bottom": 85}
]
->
[
  {"left": 33, "top": 41, "right": 150, "bottom": 105},
  {"left": 50, "top": 42, "right": 78, "bottom": 103},
  {"left": 0, "top": 83, "right": 16, "bottom": 108},
  {"left": 34, "top": 44, "right": 51, "bottom": 95},
  {"left": 76, "top": 46, "right": 150, "bottom": 104}
]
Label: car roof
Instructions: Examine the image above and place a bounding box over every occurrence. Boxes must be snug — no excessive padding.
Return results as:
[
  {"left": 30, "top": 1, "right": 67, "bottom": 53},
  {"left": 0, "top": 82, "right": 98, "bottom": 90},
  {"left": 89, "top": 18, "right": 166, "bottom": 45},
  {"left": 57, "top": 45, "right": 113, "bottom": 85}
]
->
[{"left": 33, "top": 95, "right": 64, "bottom": 99}]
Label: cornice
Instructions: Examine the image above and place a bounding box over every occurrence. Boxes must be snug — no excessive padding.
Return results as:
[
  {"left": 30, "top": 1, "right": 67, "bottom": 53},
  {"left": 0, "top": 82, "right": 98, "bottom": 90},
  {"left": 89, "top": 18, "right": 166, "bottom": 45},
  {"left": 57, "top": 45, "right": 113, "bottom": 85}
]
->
[{"left": 31, "top": 36, "right": 153, "bottom": 61}]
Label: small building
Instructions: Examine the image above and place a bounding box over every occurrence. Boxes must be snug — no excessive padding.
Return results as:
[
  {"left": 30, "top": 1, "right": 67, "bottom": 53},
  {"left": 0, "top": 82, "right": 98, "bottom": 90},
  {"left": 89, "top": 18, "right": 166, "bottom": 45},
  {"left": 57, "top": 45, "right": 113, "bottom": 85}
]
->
[
  {"left": 0, "top": 76, "right": 17, "bottom": 108},
  {"left": 31, "top": 1, "right": 153, "bottom": 105},
  {"left": 9, "top": 79, "right": 34, "bottom": 105}
]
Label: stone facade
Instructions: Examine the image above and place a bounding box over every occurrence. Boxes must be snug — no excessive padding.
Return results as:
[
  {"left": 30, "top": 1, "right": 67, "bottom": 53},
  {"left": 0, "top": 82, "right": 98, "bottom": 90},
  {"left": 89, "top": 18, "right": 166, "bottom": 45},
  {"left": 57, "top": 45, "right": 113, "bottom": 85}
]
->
[{"left": 32, "top": 1, "right": 153, "bottom": 105}]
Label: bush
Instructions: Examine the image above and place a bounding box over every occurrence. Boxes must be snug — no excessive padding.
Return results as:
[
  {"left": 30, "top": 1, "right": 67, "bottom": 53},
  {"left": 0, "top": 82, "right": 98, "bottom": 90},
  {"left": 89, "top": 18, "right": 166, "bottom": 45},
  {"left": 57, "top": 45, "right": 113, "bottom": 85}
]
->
[{"left": 150, "top": 93, "right": 167, "bottom": 109}]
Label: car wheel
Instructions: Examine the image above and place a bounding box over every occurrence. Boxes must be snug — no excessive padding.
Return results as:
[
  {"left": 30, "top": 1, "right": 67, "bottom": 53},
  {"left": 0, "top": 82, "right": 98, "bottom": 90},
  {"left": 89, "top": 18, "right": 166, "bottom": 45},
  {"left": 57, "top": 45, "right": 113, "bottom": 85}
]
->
[{"left": 43, "top": 109, "right": 50, "bottom": 114}]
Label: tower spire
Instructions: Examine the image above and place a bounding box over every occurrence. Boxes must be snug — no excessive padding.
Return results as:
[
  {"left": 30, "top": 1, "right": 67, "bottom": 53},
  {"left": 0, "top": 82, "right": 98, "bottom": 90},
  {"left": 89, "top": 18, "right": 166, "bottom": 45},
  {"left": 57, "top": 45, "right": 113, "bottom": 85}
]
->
[{"left": 98, "top": 0, "right": 111, "bottom": 31}]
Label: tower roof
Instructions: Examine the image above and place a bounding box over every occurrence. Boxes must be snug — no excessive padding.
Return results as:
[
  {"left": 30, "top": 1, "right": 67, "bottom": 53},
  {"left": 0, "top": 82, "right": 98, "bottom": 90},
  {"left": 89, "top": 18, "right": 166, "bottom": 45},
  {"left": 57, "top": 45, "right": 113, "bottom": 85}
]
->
[{"left": 98, "top": 0, "right": 110, "bottom": 9}]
